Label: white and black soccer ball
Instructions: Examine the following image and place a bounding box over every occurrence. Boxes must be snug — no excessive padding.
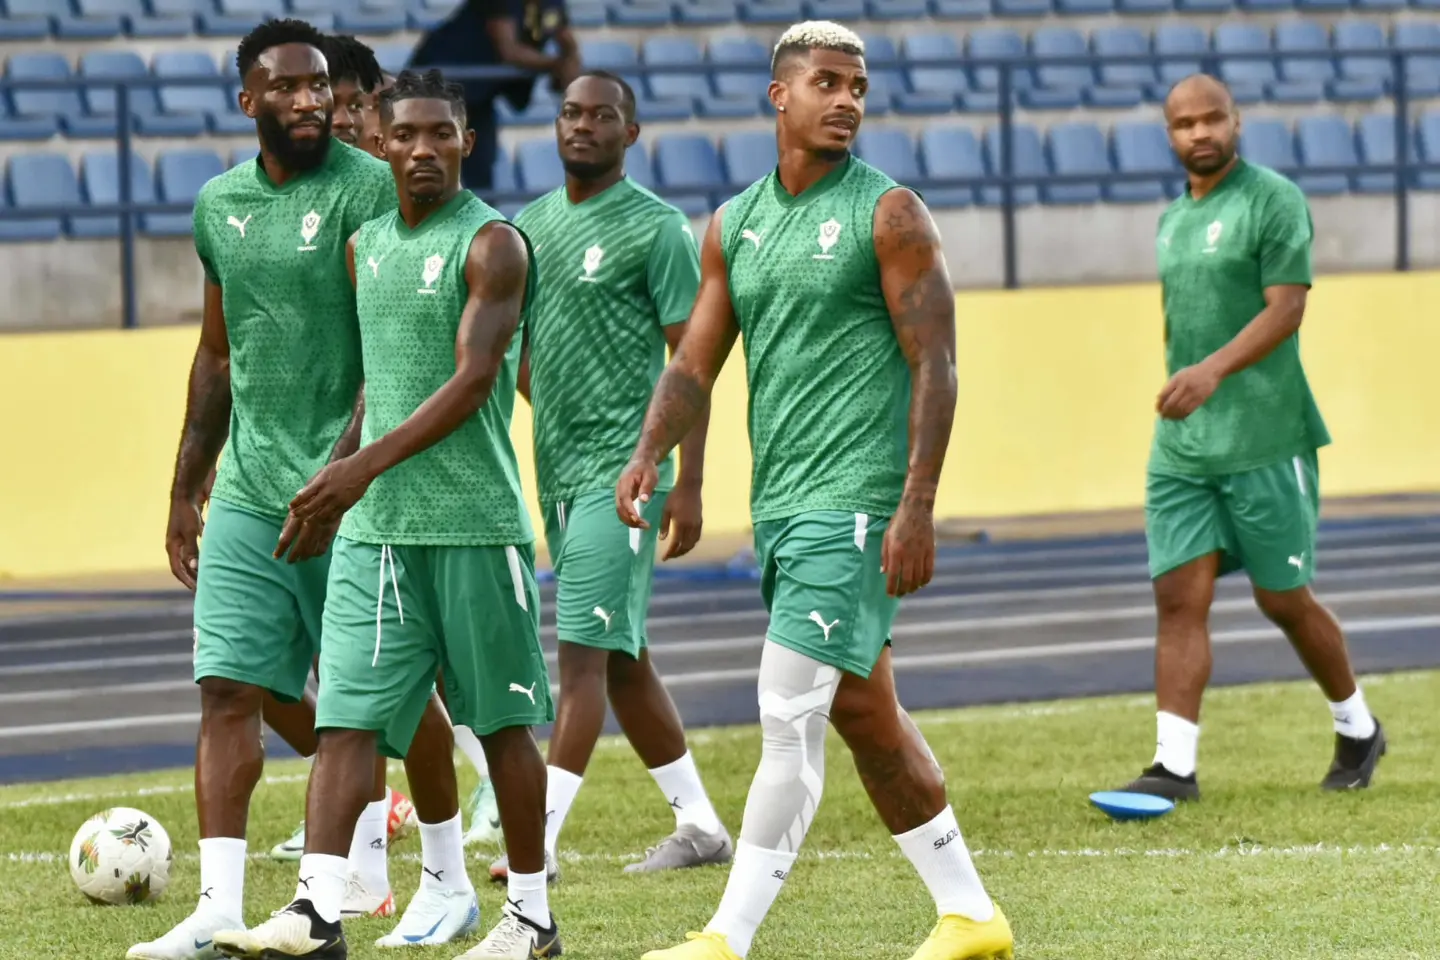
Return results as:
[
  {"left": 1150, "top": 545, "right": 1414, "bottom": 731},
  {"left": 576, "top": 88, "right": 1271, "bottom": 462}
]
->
[{"left": 68, "top": 807, "right": 173, "bottom": 905}]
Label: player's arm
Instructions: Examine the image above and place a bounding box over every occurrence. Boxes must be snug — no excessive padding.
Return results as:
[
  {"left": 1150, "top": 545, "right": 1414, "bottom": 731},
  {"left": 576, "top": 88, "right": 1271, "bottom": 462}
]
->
[
  {"left": 286, "top": 222, "right": 529, "bottom": 527},
  {"left": 874, "top": 187, "right": 957, "bottom": 598},
  {"left": 618, "top": 208, "right": 738, "bottom": 529},
  {"left": 1158, "top": 189, "right": 1313, "bottom": 420},
  {"left": 166, "top": 277, "right": 231, "bottom": 590},
  {"left": 332, "top": 232, "right": 367, "bottom": 463},
  {"left": 516, "top": 328, "right": 532, "bottom": 404}
]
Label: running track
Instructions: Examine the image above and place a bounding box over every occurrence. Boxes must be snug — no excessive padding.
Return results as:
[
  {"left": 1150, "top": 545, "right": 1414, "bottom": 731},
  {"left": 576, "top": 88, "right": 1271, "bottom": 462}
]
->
[{"left": 3, "top": 513, "right": 1439, "bottom": 784}]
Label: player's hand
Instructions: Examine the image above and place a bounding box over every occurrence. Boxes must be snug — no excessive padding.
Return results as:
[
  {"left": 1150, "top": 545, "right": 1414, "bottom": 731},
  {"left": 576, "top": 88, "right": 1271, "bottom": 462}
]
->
[
  {"left": 660, "top": 481, "right": 703, "bottom": 560},
  {"left": 1157, "top": 361, "right": 1222, "bottom": 420},
  {"left": 881, "top": 497, "right": 936, "bottom": 598},
  {"left": 616, "top": 458, "right": 660, "bottom": 530},
  {"left": 288, "top": 456, "right": 374, "bottom": 526},
  {"left": 274, "top": 513, "right": 341, "bottom": 564},
  {"left": 165, "top": 497, "right": 204, "bottom": 592}
]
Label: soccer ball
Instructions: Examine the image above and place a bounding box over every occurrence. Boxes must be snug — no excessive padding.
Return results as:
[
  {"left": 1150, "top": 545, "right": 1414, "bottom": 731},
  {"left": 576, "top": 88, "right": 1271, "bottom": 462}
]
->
[{"left": 68, "top": 807, "right": 173, "bottom": 905}]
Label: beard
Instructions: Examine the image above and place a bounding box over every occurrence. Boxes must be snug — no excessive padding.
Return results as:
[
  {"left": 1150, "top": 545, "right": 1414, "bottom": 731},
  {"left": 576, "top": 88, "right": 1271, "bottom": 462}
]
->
[
  {"left": 257, "top": 109, "right": 333, "bottom": 173},
  {"left": 561, "top": 156, "right": 618, "bottom": 181},
  {"left": 1183, "top": 144, "right": 1235, "bottom": 176}
]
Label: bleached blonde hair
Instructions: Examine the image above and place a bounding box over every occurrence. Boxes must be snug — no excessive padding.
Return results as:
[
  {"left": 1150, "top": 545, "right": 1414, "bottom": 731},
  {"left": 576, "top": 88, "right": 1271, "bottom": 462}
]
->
[{"left": 770, "top": 20, "right": 866, "bottom": 75}]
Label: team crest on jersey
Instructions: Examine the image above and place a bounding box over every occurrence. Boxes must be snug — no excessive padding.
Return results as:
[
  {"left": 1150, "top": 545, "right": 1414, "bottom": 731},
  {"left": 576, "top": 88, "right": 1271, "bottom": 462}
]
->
[
  {"left": 418, "top": 253, "right": 445, "bottom": 294},
  {"left": 815, "top": 218, "right": 842, "bottom": 260},
  {"left": 1204, "top": 220, "right": 1223, "bottom": 253},
  {"left": 298, "top": 210, "right": 321, "bottom": 251},
  {"left": 580, "top": 244, "right": 605, "bottom": 282}
]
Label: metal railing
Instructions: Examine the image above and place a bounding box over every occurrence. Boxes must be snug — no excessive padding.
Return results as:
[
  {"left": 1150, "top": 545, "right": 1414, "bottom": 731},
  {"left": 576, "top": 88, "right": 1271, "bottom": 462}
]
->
[{"left": 1, "top": 49, "right": 1439, "bottom": 327}]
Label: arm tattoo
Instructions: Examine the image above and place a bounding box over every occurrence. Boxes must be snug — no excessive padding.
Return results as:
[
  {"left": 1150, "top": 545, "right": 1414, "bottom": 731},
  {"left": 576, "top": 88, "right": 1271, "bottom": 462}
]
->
[
  {"left": 879, "top": 191, "right": 957, "bottom": 506},
  {"left": 635, "top": 363, "right": 710, "bottom": 467},
  {"left": 170, "top": 349, "right": 231, "bottom": 502}
]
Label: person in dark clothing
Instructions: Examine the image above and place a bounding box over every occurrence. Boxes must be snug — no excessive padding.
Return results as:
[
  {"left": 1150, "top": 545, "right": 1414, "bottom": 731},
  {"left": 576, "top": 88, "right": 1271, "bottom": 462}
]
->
[{"left": 409, "top": 0, "right": 581, "bottom": 192}]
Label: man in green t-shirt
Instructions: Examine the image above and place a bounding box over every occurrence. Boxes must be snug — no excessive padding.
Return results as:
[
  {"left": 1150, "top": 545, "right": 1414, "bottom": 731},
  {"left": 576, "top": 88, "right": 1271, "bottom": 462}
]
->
[{"left": 1116, "top": 74, "right": 1385, "bottom": 804}]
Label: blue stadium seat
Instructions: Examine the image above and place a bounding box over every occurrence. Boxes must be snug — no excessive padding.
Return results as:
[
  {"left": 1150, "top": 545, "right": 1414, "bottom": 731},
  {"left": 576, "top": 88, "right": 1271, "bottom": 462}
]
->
[
  {"left": 78, "top": 51, "right": 175, "bottom": 131},
  {"left": 981, "top": 124, "right": 1043, "bottom": 206},
  {"left": 917, "top": 124, "right": 982, "bottom": 208},
  {"left": 1394, "top": 21, "right": 1440, "bottom": 97},
  {"left": 1214, "top": 23, "right": 1276, "bottom": 103},
  {"left": 1153, "top": 24, "right": 1209, "bottom": 87},
  {"left": 1, "top": 166, "right": 58, "bottom": 241},
  {"left": 968, "top": 28, "right": 1034, "bottom": 92},
  {"left": 154, "top": 50, "right": 230, "bottom": 135},
  {"left": 1354, "top": 0, "right": 1404, "bottom": 11},
  {"left": 1354, "top": 112, "right": 1413, "bottom": 193},
  {"left": 854, "top": 127, "right": 920, "bottom": 185},
  {"left": 623, "top": 142, "right": 656, "bottom": 190},
  {"left": 866, "top": 0, "right": 927, "bottom": 20},
  {"left": 0, "top": 92, "right": 58, "bottom": 140},
  {"left": 1415, "top": 109, "right": 1440, "bottom": 189},
  {"left": 1056, "top": 0, "right": 1112, "bottom": 13},
  {"left": 1334, "top": 20, "right": 1391, "bottom": 87},
  {"left": 56, "top": 0, "right": 126, "bottom": 39},
  {"left": 653, "top": 134, "right": 722, "bottom": 215},
  {"left": 800, "top": 0, "right": 863, "bottom": 17},
  {"left": 1093, "top": 26, "right": 1159, "bottom": 93},
  {"left": 610, "top": 0, "right": 673, "bottom": 27},
  {"left": 644, "top": 36, "right": 754, "bottom": 117},
  {"left": 73, "top": 150, "right": 154, "bottom": 238},
  {"left": 1237, "top": 0, "right": 1290, "bottom": 11},
  {"left": 1239, "top": 118, "right": 1299, "bottom": 174},
  {"left": 1045, "top": 122, "right": 1108, "bottom": 204},
  {"left": 721, "top": 131, "right": 776, "bottom": 186},
  {"left": 230, "top": 146, "right": 257, "bottom": 168},
  {"left": 709, "top": 36, "right": 771, "bottom": 111},
  {"left": 373, "top": 43, "right": 412, "bottom": 75},
  {"left": 737, "top": 0, "right": 801, "bottom": 21},
  {"left": 491, "top": 154, "right": 517, "bottom": 197},
  {"left": 1031, "top": 26, "right": 1094, "bottom": 91},
  {"left": 335, "top": 0, "right": 408, "bottom": 35},
  {"left": 201, "top": 0, "right": 292, "bottom": 35},
  {"left": 1295, "top": 0, "right": 1346, "bottom": 11},
  {"left": 1294, "top": 115, "right": 1355, "bottom": 195},
  {"left": 516, "top": 139, "right": 564, "bottom": 193},
  {"left": 1109, "top": 121, "right": 1176, "bottom": 202},
  {"left": 995, "top": 0, "right": 1051, "bottom": 17},
  {"left": 147, "top": 0, "right": 206, "bottom": 26},
  {"left": 1275, "top": 20, "right": 1333, "bottom": 84},
  {"left": 6, "top": 53, "right": 113, "bottom": 138},
  {"left": 0, "top": 0, "right": 52, "bottom": 39},
  {"left": 676, "top": 0, "right": 737, "bottom": 24},
  {"left": 149, "top": 149, "right": 224, "bottom": 235},
  {"left": 930, "top": 0, "right": 988, "bottom": 16},
  {"left": 1175, "top": 0, "right": 1230, "bottom": 15},
  {"left": 8, "top": 153, "right": 79, "bottom": 240},
  {"left": 1116, "top": 0, "right": 1172, "bottom": 15},
  {"left": 901, "top": 33, "right": 966, "bottom": 112}
]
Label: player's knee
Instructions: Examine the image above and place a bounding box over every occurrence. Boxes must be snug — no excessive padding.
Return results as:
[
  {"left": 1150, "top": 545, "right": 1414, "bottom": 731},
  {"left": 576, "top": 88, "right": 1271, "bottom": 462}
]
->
[
  {"left": 604, "top": 648, "right": 648, "bottom": 690},
  {"left": 1153, "top": 574, "right": 1210, "bottom": 625},
  {"left": 558, "top": 641, "right": 610, "bottom": 691},
  {"left": 829, "top": 681, "right": 896, "bottom": 751},
  {"left": 1253, "top": 585, "right": 1315, "bottom": 629},
  {"left": 198, "top": 676, "right": 263, "bottom": 717}
]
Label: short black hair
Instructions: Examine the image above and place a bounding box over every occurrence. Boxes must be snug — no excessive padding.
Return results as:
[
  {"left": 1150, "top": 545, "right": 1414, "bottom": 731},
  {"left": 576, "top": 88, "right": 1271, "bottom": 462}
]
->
[
  {"left": 569, "top": 69, "right": 637, "bottom": 123},
  {"left": 379, "top": 68, "right": 467, "bottom": 127},
  {"left": 236, "top": 18, "right": 328, "bottom": 80},
  {"left": 322, "top": 34, "right": 384, "bottom": 92}
]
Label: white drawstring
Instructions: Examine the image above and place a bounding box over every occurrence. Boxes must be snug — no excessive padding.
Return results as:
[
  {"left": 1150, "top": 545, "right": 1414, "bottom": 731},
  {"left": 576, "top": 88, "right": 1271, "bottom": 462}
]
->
[{"left": 373, "top": 545, "right": 404, "bottom": 667}]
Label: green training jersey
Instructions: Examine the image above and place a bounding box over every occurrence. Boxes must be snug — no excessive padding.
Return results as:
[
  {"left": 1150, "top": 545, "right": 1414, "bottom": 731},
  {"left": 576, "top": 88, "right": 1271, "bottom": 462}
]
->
[
  {"left": 515, "top": 177, "right": 700, "bottom": 505},
  {"left": 722, "top": 155, "right": 910, "bottom": 524},
  {"left": 1151, "top": 160, "right": 1331, "bottom": 476},
  {"left": 192, "top": 140, "right": 396, "bottom": 519},
  {"left": 340, "top": 191, "right": 536, "bottom": 547}
]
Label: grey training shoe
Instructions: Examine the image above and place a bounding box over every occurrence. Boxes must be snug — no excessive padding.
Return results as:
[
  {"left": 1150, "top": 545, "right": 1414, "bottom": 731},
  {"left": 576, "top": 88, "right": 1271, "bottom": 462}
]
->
[
  {"left": 623, "top": 823, "right": 734, "bottom": 873},
  {"left": 487, "top": 850, "right": 559, "bottom": 885}
]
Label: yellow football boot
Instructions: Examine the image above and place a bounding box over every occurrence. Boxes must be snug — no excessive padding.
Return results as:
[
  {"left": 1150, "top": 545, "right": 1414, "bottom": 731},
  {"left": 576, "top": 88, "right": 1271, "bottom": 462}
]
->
[
  {"left": 640, "top": 931, "right": 743, "bottom": 960},
  {"left": 907, "top": 904, "right": 1015, "bottom": 960}
]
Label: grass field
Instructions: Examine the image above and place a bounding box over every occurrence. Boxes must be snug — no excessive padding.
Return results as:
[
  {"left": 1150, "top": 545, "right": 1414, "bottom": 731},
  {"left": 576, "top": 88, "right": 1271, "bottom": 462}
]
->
[{"left": 4, "top": 672, "right": 1439, "bottom": 960}]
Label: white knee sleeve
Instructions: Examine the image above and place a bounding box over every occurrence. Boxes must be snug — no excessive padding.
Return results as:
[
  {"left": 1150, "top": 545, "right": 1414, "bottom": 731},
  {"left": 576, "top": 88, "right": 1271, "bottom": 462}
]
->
[{"left": 738, "top": 641, "right": 843, "bottom": 854}]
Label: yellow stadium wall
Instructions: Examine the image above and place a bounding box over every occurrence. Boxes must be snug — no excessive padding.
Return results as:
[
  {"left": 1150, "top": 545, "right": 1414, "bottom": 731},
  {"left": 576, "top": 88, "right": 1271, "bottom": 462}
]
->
[{"left": 3, "top": 270, "right": 1440, "bottom": 581}]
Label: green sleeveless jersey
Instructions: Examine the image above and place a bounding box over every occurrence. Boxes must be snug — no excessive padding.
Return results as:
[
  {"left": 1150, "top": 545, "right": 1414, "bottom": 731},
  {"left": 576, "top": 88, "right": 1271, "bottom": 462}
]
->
[
  {"left": 191, "top": 140, "right": 396, "bottom": 519},
  {"left": 1151, "top": 160, "right": 1331, "bottom": 476},
  {"left": 341, "top": 191, "right": 536, "bottom": 547},
  {"left": 721, "top": 155, "right": 909, "bottom": 523},
  {"left": 515, "top": 177, "right": 700, "bottom": 504}
]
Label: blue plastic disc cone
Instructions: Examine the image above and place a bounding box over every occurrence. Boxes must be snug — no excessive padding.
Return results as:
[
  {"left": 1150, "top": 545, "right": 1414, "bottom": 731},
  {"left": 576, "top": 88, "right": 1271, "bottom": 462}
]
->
[{"left": 1089, "top": 791, "right": 1176, "bottom": 821}]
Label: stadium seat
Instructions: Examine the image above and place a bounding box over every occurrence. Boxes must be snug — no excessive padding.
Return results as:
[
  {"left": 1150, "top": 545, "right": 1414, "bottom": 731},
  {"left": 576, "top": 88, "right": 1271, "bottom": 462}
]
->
[
  {"left": 1109, "top": 121, "right": 1176, "bottom": 202},
  {"left": 1033, "top": 27, "right": 1140, "bottom": 108},
  {"left": 1294, "top": 114, "right": 1355, "bottom": 195},
  {"left": 611, "top": 0, "right": 672, "bottom": 27},
  {"left": 654, "top": 135, "right": 721, "bottom": 216},
  {"left": 1295, "top": 0, "right": 1347, "bottom": 11},
  {"left": 230, "top": 146, "right": 257, "bottom": 168},
  {"left": 738, "top": 0, "right": 801, "bottom": 22},
  {"left": 0, "top": 92, "right": 58, "bottom": 141},
  {"left": 146, "top": 0, "right": 206, "bottom": 26},
  {"left": 373, "top": 43, "right": 412, "bottom": 75},
  {"left": 201, "top": 0, "right": 293, "bottom": 35},
  {"left": 623, "top": 142, "right": 657, "bottom": 190},
  {"left": 8, "top": 153, "right": 79, "bottom": 240},
  {"left": 6, "top": 53, "right": 114, "bottom": 138},
  {"left": 968, "top": 28, "right": 1034, "bottom": 93},
  {"left": 866, "top": 0, "right": 928, "bottom": 20},
  {"left": 1334, "top": 20, "right": 1391, "bottom": 88},
  {"left": 1354, "top": 112, "right": 1410, "bottom": 193},
  {"left": 709, "top": 35, "right": 771, "bottom": 111},
  {"left": 675, "top": 0, "right": 737, "bottom": 23},
  {"left": 154, "top": 50, "right": 231, "bottom": 135},
  {"left": 1055, "top": 0, "right": 1113, "bottom": 13},
  {"left": 1239, "top": 118, "right": 1299, "bottom": 174},
  {"left": 1393, "top": 21, "right": 1440, "bottom": 97},
  {"left": 1354, "top": 0, "right": 1404, "bottom": 11},
  {"left": 917, "top": 124, "right": 982, "bottom": 208},
  {"left": 901, "top": 33, "right": 967, "bottom": 112},
  {"left": 854, "top": 32, "right": 899, "bottom": 115},
  {"left": 930, "top": 0, "right": 989, "bottom": 17},
  {"left": 1115, "top": 0, "right": 1172, "bottom": 16},
  {"left": 1153, "top": 24, "right": 1210, "bottom": 87},
  {"left": 1237, "top": 0, "right": 1291, "bottom": 12},
  {"left": 995, "top": 0, "right": 1051, "bottom": 17},
  {"left": 1092, "top": 26, "right": 1159, "bottom": 92},
  {"left": 516, "top": 139, "right": 564, "bottom": 194},
  {"left": 644, "top": 36, "right": 754, "bottom": 117},
  {"left": 1045, "top": 122, "right": 1108, "bottom": 204},
  {"left": 981, "top": 124, "right": 1043, "bottom": 206},
  {"left": 73, "top": 150, "right": 154, "bottom": 238},
  {"left": 1175, "top": 0, "right": 1231, "bottom": 15},
  {"left": 1415, "top": 109, "right": 1440, "bottom": 189},
  {"left": 0, "top": 0, "right": 53, "bottom": 39},
  {"left": 854, "top": 127, "right": 920, "bottom": 186},
  {"left": 1214, "top": 22, "right": 1276, "bottom": 104},
  {"left": 721, "top": 130, "right": 777, "bottom": 186},
  {"left": 55, "top": 0, "right": 126, "bottom": 39},
  {"left": 149, "top": 149, "right": 224, "bottom": 235},
  {"left": 1274, "top": 20, "right": 1335, "bottom": 84},
  {"left": 804, "top": 0, "right": 865, "bottom": 18},
  {"left": 336, "top": 0, "right": 408, "bottom": 35},
  {"left": 77, "top": 51, "right": 196, "bottom": 135}
]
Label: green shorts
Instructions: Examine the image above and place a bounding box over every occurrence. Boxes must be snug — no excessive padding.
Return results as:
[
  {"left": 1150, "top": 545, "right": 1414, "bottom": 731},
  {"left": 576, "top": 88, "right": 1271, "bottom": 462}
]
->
[
  {"left": 755, "top": 510, "right": 899, "bottom": 679},
  {"left": 1145, "top": 450, "right": 1320, "bottom": 592},
  {"left": 315, "top": 537, "right": 553, "bottom": 758},
  {"left": 192, "top": 498, "right": 328, "bottom": 703},
  {"left": 544, "top": 489, "right": 667, "bottom": 657}
]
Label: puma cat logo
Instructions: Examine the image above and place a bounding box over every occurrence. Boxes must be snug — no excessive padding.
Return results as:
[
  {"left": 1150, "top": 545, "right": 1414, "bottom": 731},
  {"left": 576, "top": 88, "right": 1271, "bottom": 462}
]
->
[
  {"left": 226, "top": 214, "right": 251, "bottom": 237},
  {"left": 808, "top": 610, "right": 839, "bottom": 642}
]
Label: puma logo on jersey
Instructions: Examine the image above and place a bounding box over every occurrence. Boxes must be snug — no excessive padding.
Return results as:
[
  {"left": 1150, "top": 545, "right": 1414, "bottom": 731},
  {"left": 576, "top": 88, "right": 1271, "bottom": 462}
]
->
[
  {"left": 509, "top": 681, "right": 537, "bottom": 704},
  {"left": 226, "top": 214, "right": 251, "bottom": 237},
  {"left": 593, "top": 607, "right": 614, "bottom": 631},
  {"left": 808, "top": 611, "right": 840, "bottom": 641},
  {"left": 741, "top": 228, "right": 764, "bottom": 249},
  {"left": 1288, "top": 554, "right": 1305, "bottom": 569},
  {"left": 367, "top": 254, "right": 385, "bottom": 278}
]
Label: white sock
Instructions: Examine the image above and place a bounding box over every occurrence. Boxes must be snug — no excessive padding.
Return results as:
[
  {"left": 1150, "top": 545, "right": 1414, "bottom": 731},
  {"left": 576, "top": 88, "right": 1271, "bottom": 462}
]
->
[
  {"left": 419, "top": 812, "right": 471, "bottom": 893},
  {"left": 648, "top": 751, "right": 723, "bottom": 834},
  {"left": 1153, "top": 710, "right": 1199, "bottom": 778},
  {"left": 505, "top": 869, "right": 551, "bottom": 931},
  {"left": 543, "top": 765, "right": 584, "bottom": 859},
  {"left": 347, "top": 794, "right": 389, "bottom": 893},
  {"left": 296, "top": 853, "right": 347, "bottom": 924},
  {"left": 454, "top": 724, "right": 490, "bottom": 778},
  {"left": 196, "top": 837, "right": 245, "bottom": 921},
  {"left": 893, "top": 806, "right": 994, "bottom": 922},
  {"left": 704, "top": 841, "right": 797, "bottom": 958},
  {"left": 1330, "top": 689, "right": 1377, "bottom": 739}
]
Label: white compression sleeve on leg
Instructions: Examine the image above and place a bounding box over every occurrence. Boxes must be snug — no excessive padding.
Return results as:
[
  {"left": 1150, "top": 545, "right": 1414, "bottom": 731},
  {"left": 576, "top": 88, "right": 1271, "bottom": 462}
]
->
[
  {"left": 452, "top": 724, "right": 489, "bottom": 778},
  {"left": 705, "top": 641, "right": 842, "bottom": 957}
]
